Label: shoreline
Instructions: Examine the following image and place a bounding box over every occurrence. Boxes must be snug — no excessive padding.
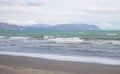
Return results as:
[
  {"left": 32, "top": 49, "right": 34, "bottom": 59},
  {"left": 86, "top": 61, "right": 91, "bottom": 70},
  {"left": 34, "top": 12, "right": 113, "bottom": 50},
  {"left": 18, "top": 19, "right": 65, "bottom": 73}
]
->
[
  {"left": 0, "top": 51, "right": 120, "bottom": 65},
  {"left": 0, "top": 55, "right": 120, "bottom": 74}
]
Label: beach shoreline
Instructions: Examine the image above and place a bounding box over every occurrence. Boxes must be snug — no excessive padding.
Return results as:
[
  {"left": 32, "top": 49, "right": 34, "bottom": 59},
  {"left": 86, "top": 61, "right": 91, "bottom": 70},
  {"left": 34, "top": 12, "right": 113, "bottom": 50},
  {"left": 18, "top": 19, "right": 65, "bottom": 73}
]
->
[{"left": 0, "top": 55, "right": 120, "bottom": 74}]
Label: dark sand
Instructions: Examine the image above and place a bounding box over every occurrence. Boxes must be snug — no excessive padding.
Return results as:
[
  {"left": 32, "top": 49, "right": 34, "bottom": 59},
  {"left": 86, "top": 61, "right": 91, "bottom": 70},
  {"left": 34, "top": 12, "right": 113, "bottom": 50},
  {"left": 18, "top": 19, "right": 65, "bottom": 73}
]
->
[{"left": 0, "top": 55, "right": 120, "bottom": 74}]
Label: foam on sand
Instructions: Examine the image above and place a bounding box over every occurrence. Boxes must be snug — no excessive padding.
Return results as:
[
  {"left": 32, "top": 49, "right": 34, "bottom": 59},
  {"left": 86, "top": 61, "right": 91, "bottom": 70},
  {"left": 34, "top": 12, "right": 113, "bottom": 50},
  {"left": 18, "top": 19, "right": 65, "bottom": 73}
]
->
[{"left": 0, "top": 51, "right": 119, "bottom": 65}]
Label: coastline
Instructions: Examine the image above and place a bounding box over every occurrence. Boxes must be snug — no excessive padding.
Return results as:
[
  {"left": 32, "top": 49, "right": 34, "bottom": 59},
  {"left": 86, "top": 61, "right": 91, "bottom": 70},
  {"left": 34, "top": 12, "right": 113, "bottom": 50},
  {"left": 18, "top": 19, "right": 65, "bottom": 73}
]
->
[
  {"left": 0, "top": 55, "right": 120, "bottom": 74},
  {"left": 0, "top": 51, "right": 119, "bottom": 65}
]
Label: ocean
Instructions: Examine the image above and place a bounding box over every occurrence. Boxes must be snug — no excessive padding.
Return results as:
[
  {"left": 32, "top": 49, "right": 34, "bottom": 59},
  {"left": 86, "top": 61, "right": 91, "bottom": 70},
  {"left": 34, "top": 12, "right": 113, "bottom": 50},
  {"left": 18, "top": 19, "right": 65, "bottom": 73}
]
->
[{"left": 0, "top": 30, "right": 120, "bottom": 65}]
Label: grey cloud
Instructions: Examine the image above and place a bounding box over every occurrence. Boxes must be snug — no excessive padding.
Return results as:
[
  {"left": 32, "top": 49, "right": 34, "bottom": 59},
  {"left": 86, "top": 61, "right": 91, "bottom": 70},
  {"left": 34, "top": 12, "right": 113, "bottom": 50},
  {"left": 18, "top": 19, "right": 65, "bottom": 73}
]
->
[
  {"left": 23, "top": 2, "right": 43, "bottom": 6},
  {"left": 0, "top": 1, "right": 14, "bottom": 6},
  {"left": 0, "top": 0, "right": 43, "bottom": 6}
]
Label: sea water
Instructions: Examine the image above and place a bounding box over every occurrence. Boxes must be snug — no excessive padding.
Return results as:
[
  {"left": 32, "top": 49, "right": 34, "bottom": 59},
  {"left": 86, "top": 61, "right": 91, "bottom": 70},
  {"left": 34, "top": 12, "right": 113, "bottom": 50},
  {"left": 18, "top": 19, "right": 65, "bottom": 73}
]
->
[{"left": 0, "top": 30, "right": 120, "bottom": 65}]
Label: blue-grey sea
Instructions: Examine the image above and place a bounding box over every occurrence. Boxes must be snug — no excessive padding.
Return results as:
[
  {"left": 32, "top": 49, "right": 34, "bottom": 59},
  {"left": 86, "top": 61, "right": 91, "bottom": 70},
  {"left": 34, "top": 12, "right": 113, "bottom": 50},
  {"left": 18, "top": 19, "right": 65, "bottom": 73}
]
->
[{"left": 0, "top": 30, "right": 120, "bottom": 65}]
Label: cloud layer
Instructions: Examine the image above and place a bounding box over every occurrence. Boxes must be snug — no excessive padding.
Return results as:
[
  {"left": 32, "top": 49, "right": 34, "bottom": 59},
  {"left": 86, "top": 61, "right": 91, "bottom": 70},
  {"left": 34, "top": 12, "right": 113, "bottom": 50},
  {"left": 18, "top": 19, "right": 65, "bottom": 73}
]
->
[{"left": 0, "top": 0, "right": 120, "bottom": 29}]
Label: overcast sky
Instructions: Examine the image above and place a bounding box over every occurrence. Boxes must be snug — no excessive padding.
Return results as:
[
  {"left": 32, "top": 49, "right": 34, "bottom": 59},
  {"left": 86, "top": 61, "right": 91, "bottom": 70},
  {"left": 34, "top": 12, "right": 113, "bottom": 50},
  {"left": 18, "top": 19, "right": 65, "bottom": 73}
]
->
[{"left": 0, "top": 0, "right": 120, "bottom": 30}]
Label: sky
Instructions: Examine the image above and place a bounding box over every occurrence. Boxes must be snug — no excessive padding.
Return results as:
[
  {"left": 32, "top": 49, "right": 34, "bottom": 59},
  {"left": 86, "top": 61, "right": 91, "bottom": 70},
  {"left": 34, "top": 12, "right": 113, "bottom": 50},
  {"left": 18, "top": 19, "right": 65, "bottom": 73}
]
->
[{"left": 0, "top": 0, "right": 120, "bottom": 30}]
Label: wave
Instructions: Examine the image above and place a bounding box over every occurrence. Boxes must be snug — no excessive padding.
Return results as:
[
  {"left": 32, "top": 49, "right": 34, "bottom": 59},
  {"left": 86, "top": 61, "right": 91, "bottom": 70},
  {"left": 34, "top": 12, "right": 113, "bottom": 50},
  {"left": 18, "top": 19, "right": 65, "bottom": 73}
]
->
[
  {"left": 110, "top": 41, "right": 120, "bottom": 46},
  {"left": 0, "top": 36, "right": 9, "bottom": 42},
  {"left": 0, "top": 51, "right": 119, "bottom": 65},
  {"left": 106, "top": 33, "right": 117, "bottom": 36},
  {"left": 43, "top": 36, "right": 55, "bottom": 40},
  {"left": 0, "top": 36, "right": 6, "bottom": 39},
  {"left": 9, "top": 36, "right": 30, "bottom": 40},
  {"left": 0, "top": 35, "right": 120, "bottom": 46},
  {"left": 90, "top": 40, "right": 120, "bottom": 46},
  {"left": 47, "top": 37, "right": 84, "bottom": 43}
]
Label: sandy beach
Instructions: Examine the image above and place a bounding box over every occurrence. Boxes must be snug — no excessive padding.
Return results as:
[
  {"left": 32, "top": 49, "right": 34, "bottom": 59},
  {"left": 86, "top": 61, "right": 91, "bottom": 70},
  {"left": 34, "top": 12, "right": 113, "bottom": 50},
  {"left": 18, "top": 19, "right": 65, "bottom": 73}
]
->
[{"left": 0, "top": 55, "right": 119, "bottom": 74}]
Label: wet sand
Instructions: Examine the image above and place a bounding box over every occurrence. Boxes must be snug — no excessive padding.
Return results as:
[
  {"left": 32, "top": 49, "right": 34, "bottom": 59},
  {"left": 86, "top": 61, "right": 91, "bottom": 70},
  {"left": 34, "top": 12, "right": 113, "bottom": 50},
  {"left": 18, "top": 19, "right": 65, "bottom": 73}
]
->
[{"left": 0, "top": 55, "right": 120, "bottom": 74}]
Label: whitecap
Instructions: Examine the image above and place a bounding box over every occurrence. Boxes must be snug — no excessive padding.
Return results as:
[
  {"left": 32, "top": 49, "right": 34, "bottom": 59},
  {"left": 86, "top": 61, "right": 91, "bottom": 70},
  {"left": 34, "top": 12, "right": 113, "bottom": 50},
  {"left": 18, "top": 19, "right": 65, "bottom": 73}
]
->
[
  {"left": 9, "top": 36, "right": 29, "bottom": 40},
  {"left": 0, "top": 36, "right": 6, "bottom": 39},
  {"left": 106, "top": 33, "right": 117, "bottom": 36},
  {"left": 43, "top": 36, "right": 54, "bottom": 40},
  {"left": 47, "top": 37, "right": 84, "bottom": 43}
]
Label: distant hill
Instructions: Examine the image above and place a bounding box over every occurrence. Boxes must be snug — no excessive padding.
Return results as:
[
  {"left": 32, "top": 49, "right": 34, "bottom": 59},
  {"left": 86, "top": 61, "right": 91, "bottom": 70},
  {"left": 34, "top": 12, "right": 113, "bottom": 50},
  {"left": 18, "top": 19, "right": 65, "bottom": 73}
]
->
[
  {"left": 26, "top": 24, "right": 50, "bottom": 30},
  {"left": 0, "top": 22, "right": 25, "bottom": 30},
  {"left": 47, "top": 24, "right": 100, "bottom": 30},
  {"left": 0, "top": 22, "right": 100, "bottom": 30}
]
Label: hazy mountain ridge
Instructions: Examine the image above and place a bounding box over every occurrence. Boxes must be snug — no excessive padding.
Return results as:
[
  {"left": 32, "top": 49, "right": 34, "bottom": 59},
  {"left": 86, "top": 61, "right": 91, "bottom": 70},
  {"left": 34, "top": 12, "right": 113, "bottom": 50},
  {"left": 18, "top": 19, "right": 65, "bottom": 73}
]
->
[
  {"left": 47, "top": 24, "right": 100, "bottom": 30},
  {"left": 0, "top": 22, "right": 25, "bottom": 30},
  {"left": 26, "top": 24, "right": 50, "bottom": 30},
  {"left": 0, "top": 22, "right": 100, "bottom": 30}
]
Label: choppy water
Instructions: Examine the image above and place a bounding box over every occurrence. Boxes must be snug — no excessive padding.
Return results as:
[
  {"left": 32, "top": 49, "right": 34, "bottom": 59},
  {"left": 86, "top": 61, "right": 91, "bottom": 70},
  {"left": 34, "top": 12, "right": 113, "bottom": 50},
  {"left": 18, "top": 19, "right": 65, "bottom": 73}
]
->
[{"left": 0, "top": 30, "right": 120, "bottom": 65}]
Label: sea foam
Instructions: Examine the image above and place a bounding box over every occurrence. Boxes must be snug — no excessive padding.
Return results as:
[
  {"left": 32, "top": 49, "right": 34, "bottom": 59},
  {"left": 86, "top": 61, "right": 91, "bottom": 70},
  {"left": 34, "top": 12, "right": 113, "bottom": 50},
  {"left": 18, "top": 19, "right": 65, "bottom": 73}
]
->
[
  {"left": 9, "top": 36, "right": 29, "bottom": 40},
  {"left": 0, "top": 51, "right": 119, "bottom": 65},
  {"left": 47, "top": 37, "right": 84, "bottom": 43},
  {"left": 0, "top": 36, "right": 6, "bottom": 39},
  {"left": 106, "top": 33, "right": 117, "bottom": 36}
]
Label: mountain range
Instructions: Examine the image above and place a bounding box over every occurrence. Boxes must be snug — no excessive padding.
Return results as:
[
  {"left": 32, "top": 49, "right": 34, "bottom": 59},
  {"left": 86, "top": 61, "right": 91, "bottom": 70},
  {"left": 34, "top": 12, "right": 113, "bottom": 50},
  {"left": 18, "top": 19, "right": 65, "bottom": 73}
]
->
[
  {"left": 0, "top": 22, "right": 25, "bottom": 30},
  {"left": 0, "top": 22, "right": 100, "bottom": 30},
  {"left": 47, "top": 24, "right": 100, "bottom": 30}
]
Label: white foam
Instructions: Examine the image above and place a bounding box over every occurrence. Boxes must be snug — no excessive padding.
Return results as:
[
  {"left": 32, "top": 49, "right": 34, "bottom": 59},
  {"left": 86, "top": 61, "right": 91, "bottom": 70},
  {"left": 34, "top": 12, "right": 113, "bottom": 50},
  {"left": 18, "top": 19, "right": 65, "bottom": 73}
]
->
[
  {"left": 0, "top": 51, "right": 119, "bottom": 65},
  {"left": 43, "top": 36, "right": 54, "bottom": 40},
  {"left": 9, "top": 36, "right": 29, "bottom": 40},
  {"left": 111, "top": 41, "right": 120, "bottom": 46},
  {"left": 0, "top": 36, "right": 8, "bottom": 42},
  {"left": 106, "top": 33, "right": 117, "bottom": 36},
  {"left": 90, "top": 40, "right": 120, "bottom": 46},
  {"left": 48, "top": 37, "right": 84, "bottom": 43},
  {"left": 0, "top": 36, "right": 6, "bottom": 39}
]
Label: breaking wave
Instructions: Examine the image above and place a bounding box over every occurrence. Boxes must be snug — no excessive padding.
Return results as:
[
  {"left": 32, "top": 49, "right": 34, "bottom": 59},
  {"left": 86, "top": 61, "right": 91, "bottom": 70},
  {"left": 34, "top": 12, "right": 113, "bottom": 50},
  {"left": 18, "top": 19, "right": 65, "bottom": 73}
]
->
[
  {"left": 106, "top": 33, "right": 117, "bottom": 36},
  {"left": 9, "top": 36, "right": 30, "bottom": 40},
  {"left": 47, "top": 37, "right": 84, "bottom": 43}
]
